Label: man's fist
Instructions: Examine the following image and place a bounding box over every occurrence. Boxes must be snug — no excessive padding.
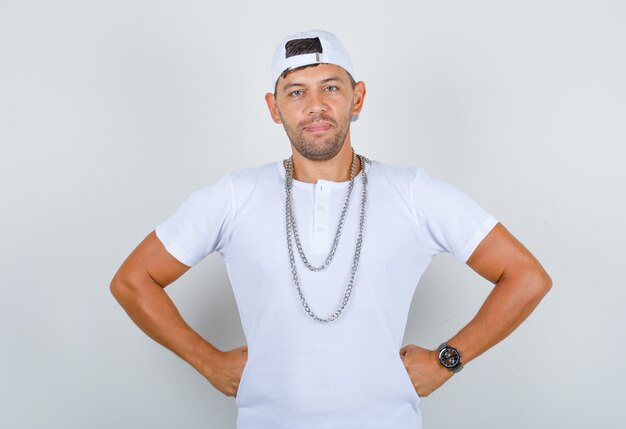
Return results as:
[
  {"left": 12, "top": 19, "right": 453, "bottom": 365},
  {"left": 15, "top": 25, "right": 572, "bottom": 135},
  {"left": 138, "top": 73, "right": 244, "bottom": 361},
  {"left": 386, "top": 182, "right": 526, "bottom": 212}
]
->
[
  {"left": 204, "top": 345, "right": 248, "bottom": 397},
  {"left": 399, "top": 343, "right": 454, "bottom": 397}
]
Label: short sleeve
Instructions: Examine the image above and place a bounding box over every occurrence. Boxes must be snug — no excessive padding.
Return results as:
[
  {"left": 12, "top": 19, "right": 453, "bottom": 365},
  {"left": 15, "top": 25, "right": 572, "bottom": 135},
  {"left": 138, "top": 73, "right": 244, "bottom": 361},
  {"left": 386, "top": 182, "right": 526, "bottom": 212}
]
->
[
  {"left": 155, "top": 173, "right": 235, "bottom": 267},
  {"left": 411, "top": 167, "right": 499, "bottom": 264}
]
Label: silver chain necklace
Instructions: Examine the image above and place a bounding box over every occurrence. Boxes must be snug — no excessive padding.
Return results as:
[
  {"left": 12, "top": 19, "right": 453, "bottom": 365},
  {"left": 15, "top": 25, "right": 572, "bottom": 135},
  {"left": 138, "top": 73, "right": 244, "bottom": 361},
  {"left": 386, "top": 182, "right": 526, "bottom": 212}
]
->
[{"left": 284, "top": 148, "right": 370, "bottom": 323}]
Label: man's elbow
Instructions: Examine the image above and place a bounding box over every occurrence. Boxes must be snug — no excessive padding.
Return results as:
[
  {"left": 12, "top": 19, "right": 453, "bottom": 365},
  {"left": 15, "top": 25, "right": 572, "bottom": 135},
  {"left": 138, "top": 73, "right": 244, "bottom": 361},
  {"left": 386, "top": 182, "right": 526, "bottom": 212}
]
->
[
  {"left": 110, "top": 272, "right": 138, "bottom": 305},
  {"left": 109, "top": 274, "right": 126, "bottom": 303},
  {"left": 503, "top": 263, "right": 552, "bottom": 308},
  {"left": 527, "top": 268, "right": 552, "bottom": 304}
]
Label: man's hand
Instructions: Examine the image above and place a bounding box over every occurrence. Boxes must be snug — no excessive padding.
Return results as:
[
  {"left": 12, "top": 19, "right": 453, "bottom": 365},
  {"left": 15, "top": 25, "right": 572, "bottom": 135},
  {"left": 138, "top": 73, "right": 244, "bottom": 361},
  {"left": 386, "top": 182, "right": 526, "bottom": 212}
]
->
[
  {"left": 400, "top": 344, "right": 453, "bottom": 397},
  {"left": 205, "top": 345, "right": 249, "bottom": 397}
]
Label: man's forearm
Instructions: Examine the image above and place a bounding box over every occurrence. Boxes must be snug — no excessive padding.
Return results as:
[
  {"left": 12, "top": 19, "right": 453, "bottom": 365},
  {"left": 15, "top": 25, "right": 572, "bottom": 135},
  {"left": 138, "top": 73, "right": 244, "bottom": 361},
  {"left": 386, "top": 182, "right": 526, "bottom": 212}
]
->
[
  {"left": 110, "top": 276, "right": 221, "bottom": 378},
  {"left": 401, "top": 224, "right": 552, "bottom": 397},
  {"left": 447, "top": 269, "right": 552, "bottom": 365}
]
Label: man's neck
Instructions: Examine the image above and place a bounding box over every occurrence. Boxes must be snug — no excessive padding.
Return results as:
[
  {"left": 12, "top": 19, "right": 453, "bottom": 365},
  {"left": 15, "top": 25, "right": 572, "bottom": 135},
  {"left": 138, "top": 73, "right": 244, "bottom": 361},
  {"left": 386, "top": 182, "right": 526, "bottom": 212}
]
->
[{"left": 287, "top": 141, "right": 362, "bottom": 184}]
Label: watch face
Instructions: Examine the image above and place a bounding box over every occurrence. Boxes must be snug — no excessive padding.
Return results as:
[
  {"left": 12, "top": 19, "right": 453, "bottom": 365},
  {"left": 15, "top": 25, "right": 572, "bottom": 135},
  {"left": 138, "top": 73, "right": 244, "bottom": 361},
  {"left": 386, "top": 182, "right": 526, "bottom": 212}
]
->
[{"left": 439, "top": 346, "right": 461, "bottom": 368}]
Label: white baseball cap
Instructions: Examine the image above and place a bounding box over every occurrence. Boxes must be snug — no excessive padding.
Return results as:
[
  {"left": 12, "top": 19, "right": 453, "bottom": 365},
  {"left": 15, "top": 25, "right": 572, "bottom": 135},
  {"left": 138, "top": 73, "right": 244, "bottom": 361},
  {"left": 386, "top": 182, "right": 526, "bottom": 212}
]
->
[{"left": 271, "top": 29, "right": 355, "bottom": 87}]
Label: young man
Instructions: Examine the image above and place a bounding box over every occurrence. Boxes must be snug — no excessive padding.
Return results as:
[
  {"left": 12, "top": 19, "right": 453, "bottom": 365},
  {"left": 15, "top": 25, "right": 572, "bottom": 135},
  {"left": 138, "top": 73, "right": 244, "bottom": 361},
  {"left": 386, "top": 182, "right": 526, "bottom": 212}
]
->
[{"left": 111, "top": 30, "right": 551, "bottom": 428}]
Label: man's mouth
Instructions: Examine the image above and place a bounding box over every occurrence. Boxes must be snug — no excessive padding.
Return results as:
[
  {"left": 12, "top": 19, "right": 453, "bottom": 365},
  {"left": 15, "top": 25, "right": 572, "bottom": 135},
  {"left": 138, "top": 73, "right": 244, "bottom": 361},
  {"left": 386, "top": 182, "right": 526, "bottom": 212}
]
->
[{"left": 303, "top": 122, "right": 332, "bottom": 132}]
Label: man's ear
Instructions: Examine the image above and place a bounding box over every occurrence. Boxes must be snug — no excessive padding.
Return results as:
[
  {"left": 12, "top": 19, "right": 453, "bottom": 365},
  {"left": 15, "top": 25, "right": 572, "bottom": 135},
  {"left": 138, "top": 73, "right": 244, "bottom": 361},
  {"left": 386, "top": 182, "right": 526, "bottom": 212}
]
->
[
  {"left": 351, "top": 81, "right": 366, "bottom": 116},
  {"left": 265, "top": 92, "right": 282, "bottom": 124}
]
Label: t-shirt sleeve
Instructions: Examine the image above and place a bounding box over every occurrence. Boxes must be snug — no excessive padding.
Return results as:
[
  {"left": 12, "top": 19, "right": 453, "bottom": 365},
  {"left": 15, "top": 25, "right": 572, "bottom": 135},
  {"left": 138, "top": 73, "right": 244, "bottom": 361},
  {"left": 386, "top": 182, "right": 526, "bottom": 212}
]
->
[
  {"left": 410, "top": 167, "right": 499, "bottom": 264},
  {"left": 154, "top": 173, "right": 235, "bottom": 267}
]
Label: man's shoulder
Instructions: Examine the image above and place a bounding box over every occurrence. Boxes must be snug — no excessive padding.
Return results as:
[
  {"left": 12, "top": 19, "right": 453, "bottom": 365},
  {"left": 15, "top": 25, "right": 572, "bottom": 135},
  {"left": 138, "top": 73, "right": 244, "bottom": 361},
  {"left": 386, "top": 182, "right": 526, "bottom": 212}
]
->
[
  {"left": 209, "top": 160, "right": 277, "bottom": 188},
  {"left": 228, "top": 160, "right": 278, "bottom": 180},
  {"left": 368, "top": 159, "right": 424, "bottom": 183},
  {"left": 187, "top": 162, "right": 277, "bottom": 199},
  {"left": 217, "top": 161, "right": 284, "bottom": 202}
]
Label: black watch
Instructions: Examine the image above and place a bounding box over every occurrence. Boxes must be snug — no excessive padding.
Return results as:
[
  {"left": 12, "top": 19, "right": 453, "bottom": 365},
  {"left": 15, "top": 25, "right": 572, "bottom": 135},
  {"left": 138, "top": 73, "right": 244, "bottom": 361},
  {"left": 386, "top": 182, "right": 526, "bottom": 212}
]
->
[{"left": 437, "top": 343, "right": 463, "bottom": 373}]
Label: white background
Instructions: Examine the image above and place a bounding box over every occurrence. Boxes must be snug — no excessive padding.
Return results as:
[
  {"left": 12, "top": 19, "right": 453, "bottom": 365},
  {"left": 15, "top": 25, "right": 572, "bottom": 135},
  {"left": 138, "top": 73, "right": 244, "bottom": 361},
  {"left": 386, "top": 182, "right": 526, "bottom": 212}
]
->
[{"left": 1, "top": 1, "right": 624, "bottom": 428}]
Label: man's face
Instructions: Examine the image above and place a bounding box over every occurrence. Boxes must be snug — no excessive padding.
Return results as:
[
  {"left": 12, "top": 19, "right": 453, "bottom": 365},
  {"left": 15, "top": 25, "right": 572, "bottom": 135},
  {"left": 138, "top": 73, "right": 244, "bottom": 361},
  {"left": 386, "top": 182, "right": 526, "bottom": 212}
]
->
[{"left": 265, "top": 64, "right": 365, "bottom": 161}]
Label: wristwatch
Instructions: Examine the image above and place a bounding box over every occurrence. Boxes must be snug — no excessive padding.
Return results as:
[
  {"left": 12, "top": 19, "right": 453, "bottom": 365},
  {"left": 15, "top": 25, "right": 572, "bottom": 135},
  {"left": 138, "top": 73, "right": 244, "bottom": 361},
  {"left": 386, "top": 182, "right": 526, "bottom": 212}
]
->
[{"left": 437, "top": 343, "right": 463, "bottom": 373}]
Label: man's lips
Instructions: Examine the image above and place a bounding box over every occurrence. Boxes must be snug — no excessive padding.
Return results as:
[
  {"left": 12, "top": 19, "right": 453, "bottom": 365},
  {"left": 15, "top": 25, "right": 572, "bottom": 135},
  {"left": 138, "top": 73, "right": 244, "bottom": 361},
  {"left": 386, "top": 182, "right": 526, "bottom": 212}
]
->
[{"left": 303, "top": 122, "right": 332, "bottom": 132}]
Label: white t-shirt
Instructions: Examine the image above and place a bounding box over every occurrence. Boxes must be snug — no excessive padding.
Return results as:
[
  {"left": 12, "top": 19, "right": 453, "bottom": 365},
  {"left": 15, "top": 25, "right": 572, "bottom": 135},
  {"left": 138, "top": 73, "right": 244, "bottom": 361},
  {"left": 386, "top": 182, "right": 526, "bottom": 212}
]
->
[{"left": 155, "top": 159, "right": 499, "bottom": 429}]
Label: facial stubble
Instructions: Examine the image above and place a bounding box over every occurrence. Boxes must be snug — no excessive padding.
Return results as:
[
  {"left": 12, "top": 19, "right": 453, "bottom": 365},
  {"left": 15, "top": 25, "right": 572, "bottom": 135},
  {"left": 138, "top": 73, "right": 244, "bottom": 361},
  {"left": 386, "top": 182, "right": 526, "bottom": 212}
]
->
[{"left": 277, "top": 105, "right": 353, "bottom": 162}]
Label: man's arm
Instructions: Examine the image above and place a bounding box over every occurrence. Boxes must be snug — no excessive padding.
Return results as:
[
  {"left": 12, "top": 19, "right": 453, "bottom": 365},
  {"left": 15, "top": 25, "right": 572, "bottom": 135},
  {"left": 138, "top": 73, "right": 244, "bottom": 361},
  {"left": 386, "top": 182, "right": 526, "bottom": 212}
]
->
[
  {"left": 110, "top": 231, "right": 248, "bottom": 397},
  {"left": 400, "top": 222, "right": 552, "bottom": 396}
]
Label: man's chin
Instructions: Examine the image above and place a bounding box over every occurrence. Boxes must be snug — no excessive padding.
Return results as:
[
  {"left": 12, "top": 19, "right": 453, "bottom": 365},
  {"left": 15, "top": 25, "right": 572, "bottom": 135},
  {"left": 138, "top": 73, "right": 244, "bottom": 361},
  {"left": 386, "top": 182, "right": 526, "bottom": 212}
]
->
[{"left": 292, "top": 143, "right": 343, "bottom": 162}]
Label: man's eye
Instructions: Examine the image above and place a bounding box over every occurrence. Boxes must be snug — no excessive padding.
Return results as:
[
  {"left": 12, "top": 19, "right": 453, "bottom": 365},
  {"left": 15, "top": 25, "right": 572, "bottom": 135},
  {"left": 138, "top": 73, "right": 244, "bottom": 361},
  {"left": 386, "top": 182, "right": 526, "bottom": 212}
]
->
[
  {"left": 289, "top": 90, "right": 304, "bottom": 97},
  {"left": 324, "top": 85, "right": 338, "bottom": 91}
]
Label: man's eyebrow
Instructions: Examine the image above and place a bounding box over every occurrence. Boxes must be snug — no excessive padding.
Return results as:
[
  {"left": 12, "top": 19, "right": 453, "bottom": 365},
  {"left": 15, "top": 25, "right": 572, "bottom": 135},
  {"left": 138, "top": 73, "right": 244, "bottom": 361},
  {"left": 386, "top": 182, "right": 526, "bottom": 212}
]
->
[{"left": 282, "top": 82, "right": 305, "bottom": 92}]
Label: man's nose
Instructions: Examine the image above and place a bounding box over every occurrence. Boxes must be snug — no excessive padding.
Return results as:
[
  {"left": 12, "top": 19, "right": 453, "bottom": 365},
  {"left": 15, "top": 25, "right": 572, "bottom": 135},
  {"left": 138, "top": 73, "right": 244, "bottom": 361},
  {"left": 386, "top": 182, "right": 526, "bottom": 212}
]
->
[{"left": 306, "top": 91, "right": 326, "bottom": 115}]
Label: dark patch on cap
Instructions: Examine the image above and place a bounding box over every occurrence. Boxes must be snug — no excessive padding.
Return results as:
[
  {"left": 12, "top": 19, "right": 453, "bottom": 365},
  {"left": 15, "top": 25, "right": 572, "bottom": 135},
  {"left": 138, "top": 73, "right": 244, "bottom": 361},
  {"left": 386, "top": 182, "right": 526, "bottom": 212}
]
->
[{"left": 285, "top": 37, "right": 323, "bottom": 58}]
